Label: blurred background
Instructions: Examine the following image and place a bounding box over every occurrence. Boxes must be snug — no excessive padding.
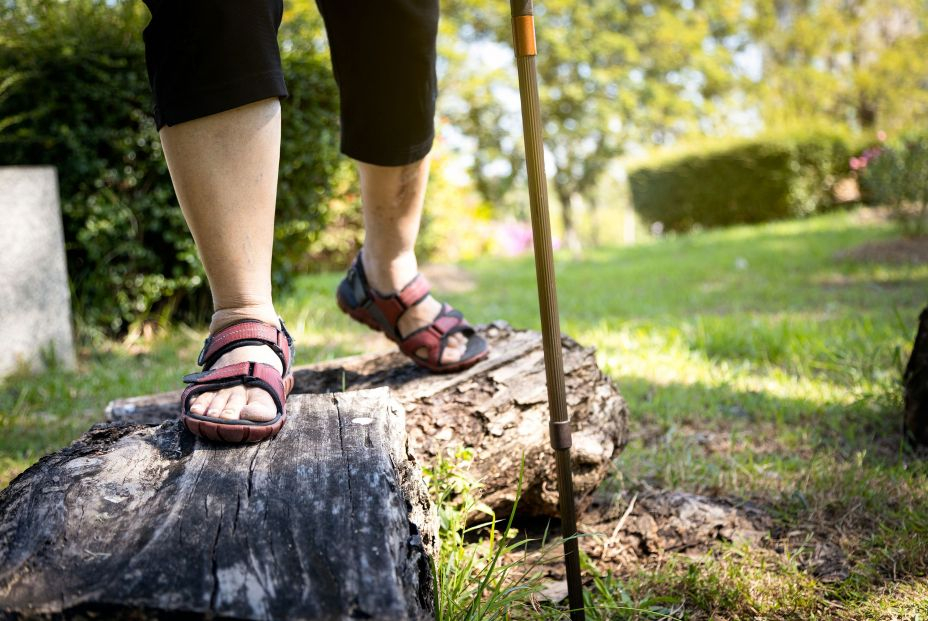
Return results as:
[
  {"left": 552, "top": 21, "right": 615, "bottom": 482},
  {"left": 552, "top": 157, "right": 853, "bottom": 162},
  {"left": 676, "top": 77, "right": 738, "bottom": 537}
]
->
[
  {"left": 2, "top": 0, "right": 926, "bottom": 340},
  {"left": 1, "top": 1, "right": 928, "bottom": 617}
]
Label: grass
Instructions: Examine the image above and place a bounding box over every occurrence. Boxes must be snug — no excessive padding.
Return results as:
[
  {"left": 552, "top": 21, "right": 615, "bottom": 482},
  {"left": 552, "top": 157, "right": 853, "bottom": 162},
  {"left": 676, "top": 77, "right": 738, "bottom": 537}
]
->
[{"left": 2, "top": 208, "right": 927, "bottom": 618}]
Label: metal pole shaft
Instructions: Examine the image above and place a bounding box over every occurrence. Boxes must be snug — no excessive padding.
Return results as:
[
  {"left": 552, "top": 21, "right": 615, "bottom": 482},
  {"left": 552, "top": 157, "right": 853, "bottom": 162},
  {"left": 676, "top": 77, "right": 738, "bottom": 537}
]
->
[{"left": 508, "top": 1, "right": 584, "bottom": 618}]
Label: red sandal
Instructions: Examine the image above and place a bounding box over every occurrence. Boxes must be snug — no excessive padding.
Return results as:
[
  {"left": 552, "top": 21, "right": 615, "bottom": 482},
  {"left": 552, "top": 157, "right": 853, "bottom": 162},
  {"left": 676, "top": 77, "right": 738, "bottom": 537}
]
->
[
  {"left": 180, "top": 319, "right": 295, "bottom": 443},
  {"left": 336, "top": 252, "right": 489, "bottom": 373}
]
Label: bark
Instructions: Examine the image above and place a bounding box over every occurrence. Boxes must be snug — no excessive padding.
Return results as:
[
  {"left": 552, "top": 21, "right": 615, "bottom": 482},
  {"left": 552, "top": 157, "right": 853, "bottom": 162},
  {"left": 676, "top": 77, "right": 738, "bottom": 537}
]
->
[
  {"left": 0, "top": 389, "right": 435, "bottom": 621},
  {"left": 554, "top": 184, "right": 582, "bottom": 254},
  {"left": 904, "top": 305, "right": 928, "bottom": 446},
  {"left": 106, "top": 323, "right": 629, "bottom": 517}
]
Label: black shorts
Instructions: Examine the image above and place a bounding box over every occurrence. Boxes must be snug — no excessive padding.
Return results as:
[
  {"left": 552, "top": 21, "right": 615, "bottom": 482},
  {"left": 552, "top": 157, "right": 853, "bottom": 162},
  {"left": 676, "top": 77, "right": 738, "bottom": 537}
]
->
[{"left": 142, "top": 0, "right": 439, "bottom": 166}]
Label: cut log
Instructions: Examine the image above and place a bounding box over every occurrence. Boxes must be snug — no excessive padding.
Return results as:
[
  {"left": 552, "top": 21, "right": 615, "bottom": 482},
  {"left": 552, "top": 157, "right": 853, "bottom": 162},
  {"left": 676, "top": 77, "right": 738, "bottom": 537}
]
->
[
  {"left": 0, "top": 389, "right": 435, "bottom": 621},
  {"left": 107, "top": 323, "right": 629, "bottom": 517},
  {"left": 904, "top": 305, "right": 928, "bottom": 446}
]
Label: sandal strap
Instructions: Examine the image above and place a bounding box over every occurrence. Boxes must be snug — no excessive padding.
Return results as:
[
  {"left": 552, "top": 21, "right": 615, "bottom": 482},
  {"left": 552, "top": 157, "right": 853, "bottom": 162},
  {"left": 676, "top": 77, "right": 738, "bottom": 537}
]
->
[
  {"left": 367, "top": 273, "right": 432, "bottom": 332},
  {"left": 347, "top": 253, "right": 432, "bottom": 340},
  {"left": 399, "top": 304, "right": 474, "bottom": 367},
  {"left": 197, "top": 319, "right": 294, "bottom": 373},
  {"left": 181, "top": 361, "right": 286, "bottom": 419}
]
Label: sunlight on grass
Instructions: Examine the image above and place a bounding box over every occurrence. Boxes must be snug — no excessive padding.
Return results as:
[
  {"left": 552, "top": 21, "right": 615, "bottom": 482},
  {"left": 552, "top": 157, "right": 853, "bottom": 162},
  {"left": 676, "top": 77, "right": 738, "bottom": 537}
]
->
[{"left": 1, "top": 209, "right": 926, "bottom": 618}]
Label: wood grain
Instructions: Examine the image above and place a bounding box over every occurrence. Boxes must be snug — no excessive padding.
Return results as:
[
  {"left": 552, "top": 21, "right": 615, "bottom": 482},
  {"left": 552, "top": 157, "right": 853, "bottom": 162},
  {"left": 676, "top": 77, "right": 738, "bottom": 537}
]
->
[{"left": 0, "top": 389, "right": 435, "bottom": 620}]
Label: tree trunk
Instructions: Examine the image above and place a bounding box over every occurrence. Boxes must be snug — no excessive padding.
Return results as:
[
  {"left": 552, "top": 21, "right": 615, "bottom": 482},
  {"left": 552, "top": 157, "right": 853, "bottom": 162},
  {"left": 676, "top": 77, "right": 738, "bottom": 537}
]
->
[
  {"left": 555, "top": 184, "right": 582, "bottom": 254},
  {"left": 106, "top": 323, "right": 629, "bottom": 518},
  {"left": 0, "top": 390, "right": 436, "bottom": 621},
  {"left": 904, "top": 305, "right": 928, "bottom": 446}
]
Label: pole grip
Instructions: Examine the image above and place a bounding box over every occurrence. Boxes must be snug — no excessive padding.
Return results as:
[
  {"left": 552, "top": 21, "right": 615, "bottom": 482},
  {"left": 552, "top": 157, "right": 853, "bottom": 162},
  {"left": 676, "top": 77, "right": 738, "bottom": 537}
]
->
[{"left": 510, "top": 0, "right": 533, "bottom": 16}]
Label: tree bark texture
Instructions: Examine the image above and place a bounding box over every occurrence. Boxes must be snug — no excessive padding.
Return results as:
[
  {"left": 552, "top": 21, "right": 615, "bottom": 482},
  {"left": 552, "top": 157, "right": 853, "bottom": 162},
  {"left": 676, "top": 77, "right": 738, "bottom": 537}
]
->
[
  {"left": 904, "top": 305, "right": 928, "bottom": 446},
  {"left": 0, "top": 389, "right": 435, "bottom": 621},
  {"left": 106, "top": 323, "right": 629, "bottom": 517}
]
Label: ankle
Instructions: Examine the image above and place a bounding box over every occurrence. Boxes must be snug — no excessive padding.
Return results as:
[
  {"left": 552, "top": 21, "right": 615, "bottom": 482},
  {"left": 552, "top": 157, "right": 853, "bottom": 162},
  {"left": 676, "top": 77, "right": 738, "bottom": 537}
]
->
[
  {"left": 210, "top": 304, "right": 279, "bottom": 334},
  {"left": 361, "top": 248, "right": 418, "bottom": 294}
]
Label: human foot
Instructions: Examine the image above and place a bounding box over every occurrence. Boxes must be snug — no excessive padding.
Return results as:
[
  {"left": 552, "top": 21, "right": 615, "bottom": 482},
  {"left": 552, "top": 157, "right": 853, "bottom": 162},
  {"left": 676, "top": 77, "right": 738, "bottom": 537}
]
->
[
  {"left": 336, "top": 251, "right": 488, "bottom": 372},
  {"left": 181, "top": 318, "right": 295, "bottom": 442},
  {"left": 361, "top": 252, "right": 469, "bottom": 364},
  {"left": 186, "top": 343, "right": 283, "bottom": 422}
]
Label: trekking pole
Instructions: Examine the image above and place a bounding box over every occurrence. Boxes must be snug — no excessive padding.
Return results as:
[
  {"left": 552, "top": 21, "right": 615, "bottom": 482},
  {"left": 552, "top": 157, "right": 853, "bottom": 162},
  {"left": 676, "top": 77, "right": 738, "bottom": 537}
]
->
[{"left": 507, "top": 1, "right": 585, "bottom": 618}]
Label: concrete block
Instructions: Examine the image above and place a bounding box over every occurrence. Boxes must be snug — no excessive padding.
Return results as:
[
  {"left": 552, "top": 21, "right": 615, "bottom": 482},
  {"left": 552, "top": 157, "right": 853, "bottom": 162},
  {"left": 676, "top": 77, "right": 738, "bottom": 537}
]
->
[{"left": 0, "top": 167, "right": 76, "bottom": 376}]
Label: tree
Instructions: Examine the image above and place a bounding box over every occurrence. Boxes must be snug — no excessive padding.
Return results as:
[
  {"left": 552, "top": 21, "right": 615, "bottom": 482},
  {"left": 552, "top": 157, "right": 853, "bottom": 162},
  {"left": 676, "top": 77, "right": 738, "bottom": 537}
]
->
[
  {"left": 440, "top": 0, "right": 748, "bottom": 249},
  {"left": 751, "top": 0, "right": 928, "bottom": 131}
]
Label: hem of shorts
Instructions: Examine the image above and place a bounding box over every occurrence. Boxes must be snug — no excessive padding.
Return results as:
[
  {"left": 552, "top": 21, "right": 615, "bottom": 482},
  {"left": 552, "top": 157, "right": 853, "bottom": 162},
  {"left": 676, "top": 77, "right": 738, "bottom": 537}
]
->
[
  {"left": 154, "top": 71, "right": 288, "bottom": 129},
  {"left": 341, "top": 133, "right": 435, "bottom": 167}
]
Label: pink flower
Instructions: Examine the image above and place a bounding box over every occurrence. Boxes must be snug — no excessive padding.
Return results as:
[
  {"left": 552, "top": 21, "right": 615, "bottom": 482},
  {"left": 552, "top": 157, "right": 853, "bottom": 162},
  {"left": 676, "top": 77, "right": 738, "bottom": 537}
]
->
[
  {"left": 850, "top": 157, "right": 863, "bottom": 171},
  {"left": 496, "top": 221, "right": 534, "bottom": 256},
  {"left": 877, "top": 130, "right": 887, "bottom": 142}
]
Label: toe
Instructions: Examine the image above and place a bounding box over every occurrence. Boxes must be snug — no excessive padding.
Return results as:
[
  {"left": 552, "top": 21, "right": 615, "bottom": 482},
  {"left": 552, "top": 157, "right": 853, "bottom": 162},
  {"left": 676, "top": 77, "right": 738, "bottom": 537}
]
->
[
  {"left": 189, "top": 393, "right": 211, "bottom": 415},
  {"left": 206, "top": 389, "right": 232, "bottom": 419},
  {"left": 240, "top": 387, "right": 278, "bottom": 422},
  {"left": 440, "top": 333, "right": 468, "bottom": 364},
  {"left": 219, "top": 386, "right": 247, "bottom": 420}
]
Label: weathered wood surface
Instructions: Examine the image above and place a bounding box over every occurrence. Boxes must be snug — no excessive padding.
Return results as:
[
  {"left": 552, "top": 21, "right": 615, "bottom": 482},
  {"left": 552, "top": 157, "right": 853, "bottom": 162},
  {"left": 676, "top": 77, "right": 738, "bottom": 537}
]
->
[
  {"left": 904, "top": 305, "right": 928, "bottom": 446},
  {"left": 107, "top": 323, "right": 629, "bottom": 517},
  {"left": 0, "top": 389, "right": 435, "bottom": 621}
]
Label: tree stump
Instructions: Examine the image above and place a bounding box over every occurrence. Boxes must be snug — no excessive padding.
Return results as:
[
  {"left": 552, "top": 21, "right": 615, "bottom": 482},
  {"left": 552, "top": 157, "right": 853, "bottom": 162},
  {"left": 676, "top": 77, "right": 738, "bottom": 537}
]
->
[
  {"left": 904, "top": 305, "right": 928, "bottom": 446},
  {"left": 107, "top": 323, "right": 629, "bottom": 517},
  {"left": 0, "top": 389, "right": 435, "bottom": 621}
]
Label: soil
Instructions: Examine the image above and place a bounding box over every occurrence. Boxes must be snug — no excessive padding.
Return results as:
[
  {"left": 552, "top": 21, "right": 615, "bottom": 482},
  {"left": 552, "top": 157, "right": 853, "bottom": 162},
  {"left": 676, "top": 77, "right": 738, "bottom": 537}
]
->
[{"left": 836, "top": 236, "right": 928, "bottom": 265}]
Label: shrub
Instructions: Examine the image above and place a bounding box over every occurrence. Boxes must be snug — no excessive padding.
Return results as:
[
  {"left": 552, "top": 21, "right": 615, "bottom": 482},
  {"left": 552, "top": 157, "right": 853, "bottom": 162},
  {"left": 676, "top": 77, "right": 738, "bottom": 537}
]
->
[
  {"left": 858, "top": 132, "right": 928, "bottom": 235},
  {"left": 628, "top": 130, "right": 854, "bottom": 232},
  {"left": 0, "top": 0, "right": 343, "bottom": 338}
]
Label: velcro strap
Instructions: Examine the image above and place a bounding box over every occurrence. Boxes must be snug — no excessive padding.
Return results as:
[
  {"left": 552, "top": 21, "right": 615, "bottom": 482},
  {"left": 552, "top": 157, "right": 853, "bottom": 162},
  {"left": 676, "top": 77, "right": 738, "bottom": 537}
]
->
[
  {"left": 198, "top": 320, "right": 291, "bottom": 371},
  {"left": 184, "top": 361, "right": 251, "bottom": 384},
  {"left": 181, "top": 361, "right": 286, "bottom": 418},
  {"left": 397, "top": 273, "right": 431, "bottom": 308},
  {"left": 431, "top": 305, "right": 463, "bottom": 335},
  {"left": 369, "top": 273, "right": 433, "bottom": 329},
  {"left": 247, "top": 362, "right": 286, "bottom": 403}
]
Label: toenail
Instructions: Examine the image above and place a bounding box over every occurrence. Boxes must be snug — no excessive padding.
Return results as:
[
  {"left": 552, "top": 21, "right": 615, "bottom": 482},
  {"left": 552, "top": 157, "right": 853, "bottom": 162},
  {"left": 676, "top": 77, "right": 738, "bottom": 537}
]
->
[{"left": 190, "top": 404, "right": 204, "bottom": 413}]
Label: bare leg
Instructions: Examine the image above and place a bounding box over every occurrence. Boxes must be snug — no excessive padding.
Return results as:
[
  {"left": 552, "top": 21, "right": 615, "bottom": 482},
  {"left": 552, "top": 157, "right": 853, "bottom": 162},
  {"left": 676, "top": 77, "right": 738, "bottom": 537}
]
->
[
  {"left": 160, "top": 98, "right": 282, "bottom": 422},
  {"left": 356, "top": 156, "right": 466, "bottom": 363}
]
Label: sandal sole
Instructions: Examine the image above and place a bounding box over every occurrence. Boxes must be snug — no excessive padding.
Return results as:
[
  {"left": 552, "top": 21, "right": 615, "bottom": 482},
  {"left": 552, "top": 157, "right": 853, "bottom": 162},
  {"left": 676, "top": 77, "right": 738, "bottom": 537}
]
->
[
  {"left": 182, "top": 413, "right": 287, "bottom": 443},
  {"left": 182, "top": 374, "right": 295, "bottom": 444}
]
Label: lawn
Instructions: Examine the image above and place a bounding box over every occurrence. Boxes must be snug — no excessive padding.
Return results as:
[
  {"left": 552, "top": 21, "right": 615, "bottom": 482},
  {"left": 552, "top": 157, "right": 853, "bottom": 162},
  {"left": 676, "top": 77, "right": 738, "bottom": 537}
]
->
[{"left": 2, "top": 208, "right": 927, "bottom": 619}]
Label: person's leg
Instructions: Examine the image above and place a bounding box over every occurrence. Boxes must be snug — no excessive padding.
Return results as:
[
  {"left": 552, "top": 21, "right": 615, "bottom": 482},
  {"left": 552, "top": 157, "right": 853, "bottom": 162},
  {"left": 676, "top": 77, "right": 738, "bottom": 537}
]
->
[
  {"left": 318, "top": 0, "right": 481, "bottom": 366},
  {"left": 143, "top": 0, "right": 290, "bottom": 425},
  {"left": 356, "top": 158, "right": 467, "bottom": 363},
  {"left": 160, "top": 99, "right": 283, "bottom": 422}
]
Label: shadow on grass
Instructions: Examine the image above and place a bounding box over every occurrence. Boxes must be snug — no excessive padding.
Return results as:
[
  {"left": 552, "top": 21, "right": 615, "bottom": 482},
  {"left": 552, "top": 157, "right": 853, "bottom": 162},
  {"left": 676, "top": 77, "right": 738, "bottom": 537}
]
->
[{"left": 614, "top": 374, "right": 928, "bottom": 598}]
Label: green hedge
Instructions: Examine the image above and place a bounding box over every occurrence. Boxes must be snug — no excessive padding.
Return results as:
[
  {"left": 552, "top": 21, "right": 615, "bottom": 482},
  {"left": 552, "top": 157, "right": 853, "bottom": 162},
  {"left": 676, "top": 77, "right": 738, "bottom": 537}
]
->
[
  {"left": 628, "top": 130, "right": 854, "bottom": 232},
  {"left": 0, "top": 1, "right": 343, "bottom": 337},
  {"left": 859, "top": 132, "right": 928, "bottom": 235}
]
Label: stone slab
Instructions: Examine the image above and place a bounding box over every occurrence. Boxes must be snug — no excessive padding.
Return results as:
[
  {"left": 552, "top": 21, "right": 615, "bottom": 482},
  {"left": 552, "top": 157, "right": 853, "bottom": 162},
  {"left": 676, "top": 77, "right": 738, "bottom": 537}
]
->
[{"left": 0, "top": 166, "right": 76, "bottom": 376}]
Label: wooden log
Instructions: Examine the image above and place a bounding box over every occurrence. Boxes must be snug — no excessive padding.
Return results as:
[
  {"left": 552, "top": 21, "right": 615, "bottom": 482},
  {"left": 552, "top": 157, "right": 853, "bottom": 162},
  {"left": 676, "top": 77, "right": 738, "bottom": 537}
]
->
[
  {"left": 904, "top": 305, "right": 928, "bottom": 446},
  {"left": 0, "top": 389, "right": 435, "bottom": 620},
  {"left": 107, "top": 323, "right": 629, "bottom": 517}
]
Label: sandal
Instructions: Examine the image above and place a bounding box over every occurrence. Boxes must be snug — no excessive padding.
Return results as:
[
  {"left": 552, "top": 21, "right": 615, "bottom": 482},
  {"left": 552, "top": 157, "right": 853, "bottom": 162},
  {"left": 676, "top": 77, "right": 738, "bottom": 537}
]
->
[
  {"left": 180, "top": 319, "right": 295, "bottom": 443},
  {"left": 336, "top": 252, "right": 489, "bottom": 373}
]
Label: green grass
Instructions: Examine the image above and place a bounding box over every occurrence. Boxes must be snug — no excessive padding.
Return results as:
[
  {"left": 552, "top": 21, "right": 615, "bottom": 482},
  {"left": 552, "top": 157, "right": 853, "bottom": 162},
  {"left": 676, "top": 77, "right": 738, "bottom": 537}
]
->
[{"left": 2, "top": 208, "right": 927, "bottom": 618}]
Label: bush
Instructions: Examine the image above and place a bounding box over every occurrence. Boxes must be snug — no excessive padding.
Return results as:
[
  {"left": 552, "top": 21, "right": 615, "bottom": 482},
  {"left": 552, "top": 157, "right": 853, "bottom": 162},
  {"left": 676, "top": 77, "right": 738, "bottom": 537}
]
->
[
  {"left": 858, "top": 132, "right": 928, "bottom": 235},
  {"left": 0, "top": 0, "right": 343, "bottom": 338},
  {"left": 628, "top": 129, "right": 854, "bottom": 232}
]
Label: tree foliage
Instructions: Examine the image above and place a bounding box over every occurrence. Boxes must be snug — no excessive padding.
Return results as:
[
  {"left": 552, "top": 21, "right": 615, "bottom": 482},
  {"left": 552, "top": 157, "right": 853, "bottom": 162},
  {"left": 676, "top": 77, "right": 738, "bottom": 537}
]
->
[
  {"left": 0, "top": 0, "right": 343, "bottom": 337},
  {"left": 750, "top": 0, "right": 928, "bottom": 131},
  {"left": 440, "top": 0, "right": 748, "bottom": 248}
]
